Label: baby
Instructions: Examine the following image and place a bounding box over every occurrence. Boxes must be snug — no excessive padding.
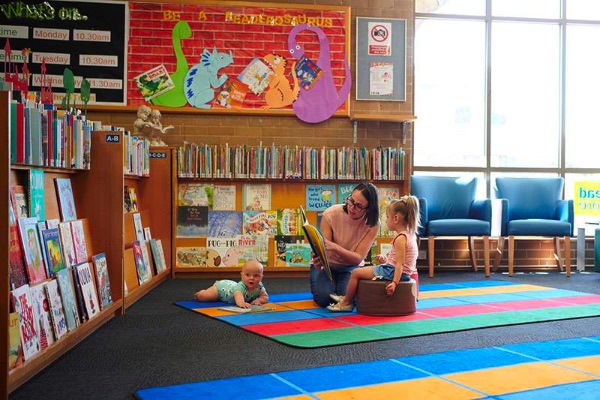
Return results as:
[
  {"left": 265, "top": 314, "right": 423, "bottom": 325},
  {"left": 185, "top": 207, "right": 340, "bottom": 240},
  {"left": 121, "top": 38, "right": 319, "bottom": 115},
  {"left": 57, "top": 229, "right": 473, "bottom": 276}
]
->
[{"left": 193, "top": 260, "right": 269, "bottom": 308}]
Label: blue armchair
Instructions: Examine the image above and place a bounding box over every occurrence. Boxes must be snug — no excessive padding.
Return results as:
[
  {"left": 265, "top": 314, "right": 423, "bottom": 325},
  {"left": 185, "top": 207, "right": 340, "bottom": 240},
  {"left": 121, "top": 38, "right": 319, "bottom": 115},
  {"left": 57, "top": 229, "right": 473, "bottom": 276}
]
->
[
  {"left": 411, "top": 176, "right": 492, "bottom": 277},
  {"left": 493, "top": 177, "right": 574, "bottom": 276}
]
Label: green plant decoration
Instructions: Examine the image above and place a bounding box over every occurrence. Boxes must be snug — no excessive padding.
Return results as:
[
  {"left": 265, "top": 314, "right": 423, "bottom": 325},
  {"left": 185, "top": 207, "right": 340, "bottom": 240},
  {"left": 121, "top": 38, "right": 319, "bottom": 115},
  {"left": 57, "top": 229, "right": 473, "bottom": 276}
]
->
[
  {"left": 81, "top": 78, "right": 91, "bottom": 118},
  {"left": 62, "top": 68, "right": 75, "bottom": 111}
]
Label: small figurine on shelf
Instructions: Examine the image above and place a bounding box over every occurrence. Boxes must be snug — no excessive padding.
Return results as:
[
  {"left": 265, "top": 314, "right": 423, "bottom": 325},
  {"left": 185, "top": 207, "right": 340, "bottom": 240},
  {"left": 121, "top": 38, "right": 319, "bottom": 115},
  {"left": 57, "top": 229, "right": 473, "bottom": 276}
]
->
[{"left": 133, "top": 105, "right": 174, "bottom": 147}]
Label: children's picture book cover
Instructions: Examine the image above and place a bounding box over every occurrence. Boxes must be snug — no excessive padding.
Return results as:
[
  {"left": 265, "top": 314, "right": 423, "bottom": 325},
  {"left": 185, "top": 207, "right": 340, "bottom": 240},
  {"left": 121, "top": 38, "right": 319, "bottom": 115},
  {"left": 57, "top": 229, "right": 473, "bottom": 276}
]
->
[
  {"left": 133, "top": 64, "right": 175, "bottom": 101},
  {"left": 213, "top": 77, "right": 249, "bottom": 109},
  {"left": 242, "top": 183, "right": 271, "bottom": 210},
  {"left": 18, "top": 216, "right": 47, "bottom": 285},
  {"left": 306, "top": 184, "right": 336, "bottom": 211},
  {"left": 213, "top": 185, "right": 237, "bottom": 211},
  {"left": 238, "top": 57, "right": 274, "bottom": 95},
  {"left": 41, "top": 227, "right": 66, "bottom": 276},
  {"left": 378, "top": 186, "right": 400, "bottom": 237},
  {"left": 8, "top": 311, "right": 21, "bottom": 370},
  {"left": 205, "top": 237, "right": 239, "bottom": 267},
  {"left": 59, "top": 222, "right": 77, "bottom": 268},
  {"left": 178, "top": 183, "right": 213, "bottom": 207},
  {"left": 70, "top": 220, "right": 89, "bottom": 264},
  {"left": 242, "top": 210, "right": 277, "bottom": 236},
  {"left": 36, "top": 221, "right": 49, "bottom": 274},
  {"left": 75, "top": 262, "right": 100, "bottom": 320},
  {"left": 28, "top": 169, "right": 45, "bottom": 220},
  {"left": 92, "top": 253, "right": 113, "bottom": 310},
  {"left": 56, "top": 267, "right": 81, "bottom": 332},
  {"left": 140, "top": 240, "right": 153, "bottom": 279},
  {"left": 44, "top": 279, "right": 68, "bottom": 340},
  {"left": 208, "top": 211, "right": 243, "bottom": 237},
  {"left": 300, "top": 206, "right": 332, "bottom": 284},
  {"left": 176, "top": 247, "right": 207, "bottom": 268},
  {"left": 55, "top": 177, "right": 77, "bottom": 222},
  {"left": 236, "top": 235, "right": 269, "bottom": 266},
  {"left": 9, "top": 202, "right": 28, "bottom": 290},
  {"left": 132, "top": 241, "right": 152, "bottom": 285},
  {"left": 11, "top": 185, "right": 28, "bottom": 219},
  {"left": 149, "top": 239, "right": 167, "bottom": 274},
  {"left": 12, "top": 284, "right": 41, "bottom": 361},
  {"left": 128, "top": 186, "right": 138, "bottom": 212},
  {"left": 176, "top": 206, "right": 208, "bottom": 238},
  {"left": 295, "top": 56, "right": 323, "bottom": 90},
  {"left": 30, "top": 283, "right": 55, "bottom": 350},
  {"left": 337, "top": 183, "right": 356, "bottom": 205},
  {"left": 70, "top": 264, "right": 88, "bottom": 323},
  {"left": 132, "top": 212, "right": 145, "bottom": 242},
  {"left": 276, "top": 208, "right": 302, "bottom": 236},
  {"left": 273, "top": 235, "right": 305, "bottom": 267},
  {"left": 285, "top": 242, "right": 312, "bottom": 267},
  {"left": 123, "top": 185, "right": 133, "bottom": 213}
]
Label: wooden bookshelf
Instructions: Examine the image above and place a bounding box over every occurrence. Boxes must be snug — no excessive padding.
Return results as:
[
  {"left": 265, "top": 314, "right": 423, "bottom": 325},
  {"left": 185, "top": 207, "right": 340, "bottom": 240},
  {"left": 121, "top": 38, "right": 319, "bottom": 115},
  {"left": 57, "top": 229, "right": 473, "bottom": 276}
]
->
[
  {"left": 123, "top": 147, "right": 172, "bottom": 308},
  {"left": 4, "top": 123, "right": 125, "bottom": 395}
]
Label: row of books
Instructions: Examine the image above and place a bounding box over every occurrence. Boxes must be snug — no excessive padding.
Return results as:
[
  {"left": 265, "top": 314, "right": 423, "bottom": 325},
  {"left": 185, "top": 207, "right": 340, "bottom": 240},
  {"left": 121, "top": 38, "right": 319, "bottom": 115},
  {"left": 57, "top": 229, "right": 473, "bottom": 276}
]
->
[
  {"left": 124, "top": 132, "right": 150, "bottom": 177},
  {"left": 176, "top": 143, "right": 405, "bottom": 181},
  {"left": 10, "top": 98, "right": 100, "bottom": 169}
]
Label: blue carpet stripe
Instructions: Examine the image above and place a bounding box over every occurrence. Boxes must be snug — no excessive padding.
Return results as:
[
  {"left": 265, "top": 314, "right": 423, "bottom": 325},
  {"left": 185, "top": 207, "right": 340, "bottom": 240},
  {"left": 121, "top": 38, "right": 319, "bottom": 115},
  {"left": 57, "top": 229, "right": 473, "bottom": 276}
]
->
[{"left": 135, "top": 336, "right": 600, "bottom": 400}]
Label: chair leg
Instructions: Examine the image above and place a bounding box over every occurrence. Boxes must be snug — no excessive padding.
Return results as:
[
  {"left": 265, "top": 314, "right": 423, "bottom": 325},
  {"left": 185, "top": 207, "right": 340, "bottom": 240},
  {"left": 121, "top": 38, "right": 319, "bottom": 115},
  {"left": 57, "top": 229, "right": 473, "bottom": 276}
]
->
[
  {"left": 564, "top": 236, "right": 571, "bottom": 277},
  {"left": 508, "top": 235, "right": 515, "bottom": 276},
  {"left": 483, "top": 236, "right": 490, "bottom": 277},
  {"left": 493, "top": 236, "right": 505, "bottom": 272},
  {"left": 553, "top": 237, "right": 564, "bottom": 272},
  {"left": 428, "top": 236, "right": 435, "bottom": 278},
  {"left": 468, "top": 237, "right": 478, "bottom": 272}
]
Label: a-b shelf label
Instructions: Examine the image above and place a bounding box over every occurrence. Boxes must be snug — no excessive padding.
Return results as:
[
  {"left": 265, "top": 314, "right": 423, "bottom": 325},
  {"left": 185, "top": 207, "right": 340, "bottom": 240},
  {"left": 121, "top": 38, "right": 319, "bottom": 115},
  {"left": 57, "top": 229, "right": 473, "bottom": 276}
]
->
[{"left": 105, "top": 134, "right": 120, "bottom": 143}]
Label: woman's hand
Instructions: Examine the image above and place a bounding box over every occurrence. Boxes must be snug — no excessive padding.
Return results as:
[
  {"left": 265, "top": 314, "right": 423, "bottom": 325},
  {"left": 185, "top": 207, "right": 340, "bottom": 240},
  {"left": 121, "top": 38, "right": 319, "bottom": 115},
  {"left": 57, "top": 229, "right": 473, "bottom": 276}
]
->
[
  {"left": 311, "top": 255, "right": 324, "bottom": 270},
  {"left": 385, "top": 281, "right": 397, "bottom": 296}
]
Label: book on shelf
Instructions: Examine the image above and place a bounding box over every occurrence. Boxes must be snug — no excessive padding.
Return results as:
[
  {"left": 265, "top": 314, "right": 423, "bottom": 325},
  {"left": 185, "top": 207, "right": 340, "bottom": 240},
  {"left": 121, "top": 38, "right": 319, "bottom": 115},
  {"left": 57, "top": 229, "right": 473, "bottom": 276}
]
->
[
  {"left": 46, "top": 218, "right": 60, "bottom": 229},
  {"left": 11, "top": 284, "right": 41, "bottom": 361},
  {"left": 9, "top": 200, "right": 28, "bottom": 290},
  {"left": 294, "top": 56, "right": 323, "bottom": 90},
  {"left": 30, "top": 283, "right": 55, "bottom": 349},
  {"left": 176, "top": 205, "right": 208, "bottom": 238},
  {"left": 149, "top": 239, "right": 167, "bottom": 274},
  {"left": 132, "top": 212, "right": 145, "bottom": 242},
  {"left": 306, "top": 184, "right": 336, "bottom": 211},
  {"left": 276, "top": 208, "right": 302, "bottom": 236},
  {"left": 75, "top": 262, "right": 100, "bottom": 320},
  {"left": 92, "top": 253, "right": 113, "bottom": 310},
  {"left": 56, "top": 267, "right": 81, "bottom": 332},
  {"left": 217, "top": 305, "right": 275, "bottom": 313},
  {"left": 70, "top": 219, "right": 89, "bottom": 263},
  {"left": 299, "top": 205, "right": 332, "bottom": 284},
  {"left": 337, "top": 183, "right": 356, "bottom": 205},
  {"left": 70, "top": 263, "right": 88, "bottom": 322},
  {"left": 55, "top": 177, "right": 78, "bottom": 222},
  {"left": 11, "top": 184, "right": 28, "bottom": 219},
  {"left": 36, "top": 221, "right": 49, "bottom": 274},
  {"left": 59, "top": 221, "right": 77, "bottom": 268},
  {"left": 8, "top": 311, "right": 22, "bottom": 370},
  {"left": 207, "top": 211, "right": 243, "bottom": 237},
  {"left": 144, "top": 227, "right": 152, "bottom": 241},
  {"left": 273, "top": 235, "right": 304, "bottom": 267},
  {"left": 285, "top": 242, "right": 312, "bottom": 267},
  {"left": 123, "top": 185, "right": 133, "bottom": 213},
  {"left": 176, "top": 247, "right": 207, "bottom": 268},
  {"left": 18, "top": 216, "right": 47, "bottom": 285},
  {"left": 41, "top": 227, "right": 67, "bottom": 276},
  {"left": 132, "top": 241, "right": 152, "bottom": 285},
  {"left": 242, "top": 183, "right": 271, "bottom": 211},
  {"left": 178, "top": 183, "right": 213, "bottom": 207},
  {"left": 10, "top": 99, "right": 25, "bottom": 164},
  {"left": 44, "top": 279, "right": 68, "bottom": 340},
  {"left": 378, "top": 187, "right": 400, "bottom": 237},
  {"left": 242, "top": 210, "right": 277, "bottom": 236},
  {"left": 205, "top": 237, "right": 238, "bottom": 267},
  {"left": 128, "top": 186, "right": 138, "bottom": 212},
  {"left": 28, "top": 169, "right": 45, "bottom": 220},
  {"left": 139, "top": 240, "right": 154, "bottom": 278},
  {"left": 212, "top": 185, "right": 237, "bottom": 211}
]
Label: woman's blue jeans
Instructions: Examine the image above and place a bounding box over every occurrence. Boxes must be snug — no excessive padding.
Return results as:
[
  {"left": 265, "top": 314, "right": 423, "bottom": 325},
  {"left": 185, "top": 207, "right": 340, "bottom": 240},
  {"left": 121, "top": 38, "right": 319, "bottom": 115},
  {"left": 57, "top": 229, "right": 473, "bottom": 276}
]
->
[{"left": 309, "top": 264, "right": 358, "bottom": 307}]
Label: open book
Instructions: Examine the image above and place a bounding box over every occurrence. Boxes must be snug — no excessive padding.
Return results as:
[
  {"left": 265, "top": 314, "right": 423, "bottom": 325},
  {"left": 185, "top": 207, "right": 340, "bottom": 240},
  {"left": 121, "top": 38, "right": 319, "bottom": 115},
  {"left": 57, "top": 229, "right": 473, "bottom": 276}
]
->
[
  {"left": 300, "top": 205, "right": 333, "bottom": 284},
  {"left": 217, "top": 305, "right": 275, "bottom": 313}
]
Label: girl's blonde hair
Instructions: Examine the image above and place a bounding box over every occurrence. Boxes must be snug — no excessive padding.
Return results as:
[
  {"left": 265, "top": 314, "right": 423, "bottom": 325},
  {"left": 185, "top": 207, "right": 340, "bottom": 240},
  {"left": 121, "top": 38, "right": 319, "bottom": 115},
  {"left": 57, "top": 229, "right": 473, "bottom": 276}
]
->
[{"left": 387, "top": 195, "right": 421, "bottom": 234}]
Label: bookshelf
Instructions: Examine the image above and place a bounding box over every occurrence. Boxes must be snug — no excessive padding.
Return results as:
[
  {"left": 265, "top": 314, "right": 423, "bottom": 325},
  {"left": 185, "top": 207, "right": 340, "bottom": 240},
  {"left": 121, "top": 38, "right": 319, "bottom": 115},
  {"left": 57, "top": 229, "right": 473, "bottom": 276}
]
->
[
  {"left": 170, "top": 143, "right": 406, "bottom": 278},
  {"left": 4, "top": 113, "right": 124, "bottom": 394},
  {"left": 123, "top": 147, "right": 172, "bottom": 309}
]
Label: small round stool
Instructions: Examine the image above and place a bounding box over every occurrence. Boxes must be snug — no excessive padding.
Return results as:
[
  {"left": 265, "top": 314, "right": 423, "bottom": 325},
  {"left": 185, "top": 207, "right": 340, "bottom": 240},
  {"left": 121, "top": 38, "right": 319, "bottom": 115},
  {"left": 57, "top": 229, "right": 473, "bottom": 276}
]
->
[{"left": 356, "top": 279, "right": 417, "bottom": 316}]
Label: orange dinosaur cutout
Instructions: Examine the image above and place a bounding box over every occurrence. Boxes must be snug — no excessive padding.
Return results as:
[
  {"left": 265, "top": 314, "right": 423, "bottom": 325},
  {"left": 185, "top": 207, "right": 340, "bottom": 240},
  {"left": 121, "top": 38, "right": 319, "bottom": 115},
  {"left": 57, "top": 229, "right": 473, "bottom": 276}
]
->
[{"left": 261, "top": 54, "right": 299, "bottom": 109}]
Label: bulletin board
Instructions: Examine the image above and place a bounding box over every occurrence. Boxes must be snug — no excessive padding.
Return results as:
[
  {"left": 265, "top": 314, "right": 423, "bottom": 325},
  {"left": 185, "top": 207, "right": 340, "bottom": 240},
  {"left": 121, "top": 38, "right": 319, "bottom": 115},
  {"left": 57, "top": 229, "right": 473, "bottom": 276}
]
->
[
  {"left": 126, "top": 0, "right": 351, "bottom": 117},
  {"left": 355, "top": 17, "right": 406, "bottom": 102}
]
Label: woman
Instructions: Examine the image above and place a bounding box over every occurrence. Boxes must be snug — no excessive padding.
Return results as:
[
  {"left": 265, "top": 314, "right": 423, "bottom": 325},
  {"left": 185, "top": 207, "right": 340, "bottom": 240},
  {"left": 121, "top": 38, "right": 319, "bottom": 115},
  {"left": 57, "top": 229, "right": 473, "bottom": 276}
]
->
[{"left": 310, "top": 182, "right": 380, "bottom": 307}]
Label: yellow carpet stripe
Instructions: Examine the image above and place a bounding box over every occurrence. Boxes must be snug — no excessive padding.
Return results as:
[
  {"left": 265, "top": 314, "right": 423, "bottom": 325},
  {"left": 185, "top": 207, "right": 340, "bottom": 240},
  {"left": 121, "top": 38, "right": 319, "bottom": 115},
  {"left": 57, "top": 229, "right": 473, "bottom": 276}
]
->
[{"left": 419, "top": 284, "right": 550, "bottom": 300}]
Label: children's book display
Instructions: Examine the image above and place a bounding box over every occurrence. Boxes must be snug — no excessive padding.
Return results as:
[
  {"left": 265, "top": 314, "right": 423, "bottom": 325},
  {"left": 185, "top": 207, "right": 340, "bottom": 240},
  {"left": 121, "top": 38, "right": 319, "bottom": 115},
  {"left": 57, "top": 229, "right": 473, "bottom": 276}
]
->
[
  {"left": 28, "top": 169, "right": 45, "bottom": 220},
  {"left": 41, "top": 227, "right": 66, "bottom": 276},
  {"left": 132, "top": 241, "right": 152, "bottom": 285},
  {"left": 17, "top": 217, "right": 46, "bottom": 285},
  {"left": 30, "top": 283, "right": 55, "bottom": 349},
  {"left": 92, "top": 253, "right": 113, "bottom": 310},
  {"left": 55, "top": 177, "right": 78, "bottom": 222},
  {"left": 11, "top": 284, "right": 41, "bottom": 361},
  {"left": 75, "top": 262, "right": 100, "bottom": 320},
  {"left": 11, "top": 185, "right": 28, "bottom": 219},
  {"left": 44, "top": 279, "right": 68, "bottom": 340},
  {"left": 176, "top": 206, "right": 208, "bottom": 237},
  {"left": 149, "top": 239, "right": 167, "bottom": 274},
  {"left": 70, "top": 219, "right": 89, "bottom": 263},
  {"left": 176, "top": 247, "right": 207, "bottom": 268},
  {"left": 56, "top": 268, "right": 81, "bottom": 332}
]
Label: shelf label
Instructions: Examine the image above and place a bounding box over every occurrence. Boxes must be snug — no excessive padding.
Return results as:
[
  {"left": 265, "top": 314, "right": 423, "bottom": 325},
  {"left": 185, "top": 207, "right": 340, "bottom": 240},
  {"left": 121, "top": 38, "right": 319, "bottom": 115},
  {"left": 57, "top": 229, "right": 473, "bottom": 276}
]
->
[
  {"left": 149, "top": 152, "right": 167, "bottom": 159},
  {"left": 105, "top": 134, "right": 120, "bottom": 143}
]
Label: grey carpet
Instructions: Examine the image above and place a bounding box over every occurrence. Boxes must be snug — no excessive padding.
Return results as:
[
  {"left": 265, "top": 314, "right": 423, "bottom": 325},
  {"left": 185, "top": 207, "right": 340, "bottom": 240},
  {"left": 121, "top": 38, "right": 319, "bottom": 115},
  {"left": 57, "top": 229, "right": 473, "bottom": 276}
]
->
[{"left": 9, "top": 271, "right": 600, "bottom": 400}]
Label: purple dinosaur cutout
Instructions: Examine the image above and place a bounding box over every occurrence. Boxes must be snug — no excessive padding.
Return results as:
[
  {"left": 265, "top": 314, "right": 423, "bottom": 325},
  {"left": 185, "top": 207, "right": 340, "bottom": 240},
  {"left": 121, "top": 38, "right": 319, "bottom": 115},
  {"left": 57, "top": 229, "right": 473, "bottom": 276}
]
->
[{"left": 288, "top": 24, "right": 352, "bottom": 124}]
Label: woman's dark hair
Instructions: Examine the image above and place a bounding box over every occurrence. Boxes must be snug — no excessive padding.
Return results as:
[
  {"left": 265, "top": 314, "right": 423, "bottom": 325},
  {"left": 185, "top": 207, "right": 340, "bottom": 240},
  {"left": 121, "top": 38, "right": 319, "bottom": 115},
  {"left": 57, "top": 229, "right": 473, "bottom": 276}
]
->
[{"left": 343, "top": 182, "right": 379, "bottom": 227}]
